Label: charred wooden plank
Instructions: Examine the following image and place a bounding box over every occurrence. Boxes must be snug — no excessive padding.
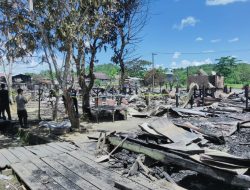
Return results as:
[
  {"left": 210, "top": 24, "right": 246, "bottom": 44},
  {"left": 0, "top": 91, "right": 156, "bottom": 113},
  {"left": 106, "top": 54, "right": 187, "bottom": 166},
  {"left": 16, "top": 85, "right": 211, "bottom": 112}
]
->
[
  {"left": 42, "top": 157, "right": 98, "bottom": 190},
  {"left": 69, "top": 150, "right": 150, "bottom": 190},
  {"left": 0, "top": 151, "right": 10, "bottom": 168},
  {"left": 149, "top": 118, "right": 200, "bottom": 145},
  {"left": 0, "top": 148, "right": 20, "bottom": 164},
  {"left": 31, "top": 158, "right": 83, "bottom": 190},
  {"left": 108, "top": 136, "right": 250, "bottom": 188},
  {"left": 51, "top": 153, "right": 117, "bottom": 190},
  {"left": 11, "top": 162, "right": 62, "bottom": 190}
]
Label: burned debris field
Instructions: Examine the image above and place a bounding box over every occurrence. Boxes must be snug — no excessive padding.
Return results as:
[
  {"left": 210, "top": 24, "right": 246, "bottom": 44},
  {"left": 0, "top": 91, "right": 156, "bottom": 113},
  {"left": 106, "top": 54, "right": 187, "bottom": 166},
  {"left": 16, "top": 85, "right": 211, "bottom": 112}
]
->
[
  {"left": 1, "top": 73, "right": 250, "bottom": 190},
  {"left": 1, "top": 0, "right": 250, "bottom": 190}
]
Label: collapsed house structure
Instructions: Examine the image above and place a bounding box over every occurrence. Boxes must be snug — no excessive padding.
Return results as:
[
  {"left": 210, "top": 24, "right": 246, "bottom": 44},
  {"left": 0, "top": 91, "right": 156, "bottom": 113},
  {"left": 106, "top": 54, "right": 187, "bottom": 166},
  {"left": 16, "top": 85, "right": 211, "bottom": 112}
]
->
[{"left": 187, "top": 69, "right": 224, "bottom": 90}]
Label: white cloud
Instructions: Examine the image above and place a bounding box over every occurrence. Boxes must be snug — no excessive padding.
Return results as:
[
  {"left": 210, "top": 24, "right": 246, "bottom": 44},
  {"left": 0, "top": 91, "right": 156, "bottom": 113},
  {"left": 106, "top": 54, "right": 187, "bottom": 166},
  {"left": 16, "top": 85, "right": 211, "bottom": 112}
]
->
[
  {"left": 228, "top": 37, "right": 239, "bottom": 42},
  {"left": 202, "top": 50, "right": 215, "bottom": 53},
  {"left": 171, "top": 62, "right": 177, "bottom": 67},
  {"left": 195, "top": 37, "right": 203, "bottom": 41},
  {"left": 180, "top": 58, "right": 212, "bottom": 67},
  {"left": 173, "top": 52, "right": 181, "bottom": 59},
  {"left": 206, "top": 0, "right": 248, "bottom": 6},
  {"left": 173, "top": 16, "right": 199, "bottom": 30},
  {"left": 211, "top": 39, "right": 221, "bottom": 43}
]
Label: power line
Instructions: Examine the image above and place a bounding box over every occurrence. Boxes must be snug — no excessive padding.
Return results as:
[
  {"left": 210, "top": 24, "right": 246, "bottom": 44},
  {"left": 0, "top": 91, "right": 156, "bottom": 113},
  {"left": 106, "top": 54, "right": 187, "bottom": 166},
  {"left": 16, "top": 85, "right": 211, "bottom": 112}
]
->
[{"left": 154, "top": 48, "right": 250, "bottom": 55}]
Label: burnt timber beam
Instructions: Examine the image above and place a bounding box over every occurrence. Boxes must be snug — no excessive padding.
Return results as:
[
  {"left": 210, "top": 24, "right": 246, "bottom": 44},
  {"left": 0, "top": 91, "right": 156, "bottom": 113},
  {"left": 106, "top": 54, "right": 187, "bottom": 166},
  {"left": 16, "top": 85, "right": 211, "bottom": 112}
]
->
[{"left": 108, "top": 136, "right": 250, "bottom": 188}]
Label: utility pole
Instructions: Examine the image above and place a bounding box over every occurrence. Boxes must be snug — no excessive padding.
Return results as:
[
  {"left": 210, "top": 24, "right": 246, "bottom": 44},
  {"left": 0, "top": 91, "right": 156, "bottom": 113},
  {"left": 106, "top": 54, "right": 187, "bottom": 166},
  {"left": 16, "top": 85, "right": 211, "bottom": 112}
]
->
[
  {"left": 152, "top": 53, "right": 157, "bottom": 92},
  {"left": 186, "top": 66, "right": 189, "bottom": 92}
]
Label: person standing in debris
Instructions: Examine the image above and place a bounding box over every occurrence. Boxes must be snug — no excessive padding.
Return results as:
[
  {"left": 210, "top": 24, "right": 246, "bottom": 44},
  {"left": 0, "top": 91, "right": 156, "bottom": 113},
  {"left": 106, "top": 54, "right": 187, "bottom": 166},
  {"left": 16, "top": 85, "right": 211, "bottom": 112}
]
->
[
  {"left": 16, "top": 88, "right": 28, "bottom": 128},
  {"left": 0, "top": 84, "right": 12, "bottom": 120}
]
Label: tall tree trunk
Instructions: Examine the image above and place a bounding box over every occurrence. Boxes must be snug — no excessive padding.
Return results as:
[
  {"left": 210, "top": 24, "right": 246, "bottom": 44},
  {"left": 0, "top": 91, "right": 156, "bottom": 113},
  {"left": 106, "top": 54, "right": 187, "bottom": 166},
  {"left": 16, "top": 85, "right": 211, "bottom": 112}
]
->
[
  {"left": 120, "top": 59, "right": 125, "bottom": 91},
  {"left": 82, "top": 89, "right": 91, "bottom": 119},
  {"left": 2, "top": 60, "right": 13, "bottom": 103},
  {"left": 43, "top": 47, "right": 59, "bottom": 121},
  {"left": 80, "top": 42, "right": 96, "bottom": 120},
  {"left": 63, "top": 42, "right": 79, "bottom": 128},
  {"left": 52, "top": 88, "right": 59, "bottom": 121},
  {"left": 64, "top": 89, "right": 79, "bottom": 128}
]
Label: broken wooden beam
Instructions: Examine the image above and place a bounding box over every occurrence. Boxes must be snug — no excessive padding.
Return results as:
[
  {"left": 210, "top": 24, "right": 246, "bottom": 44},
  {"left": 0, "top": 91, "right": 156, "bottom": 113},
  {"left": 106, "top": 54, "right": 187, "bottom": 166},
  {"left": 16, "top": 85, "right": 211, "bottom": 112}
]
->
[{"left": 108, "top": 136, "right": 250, "bottom": 188}]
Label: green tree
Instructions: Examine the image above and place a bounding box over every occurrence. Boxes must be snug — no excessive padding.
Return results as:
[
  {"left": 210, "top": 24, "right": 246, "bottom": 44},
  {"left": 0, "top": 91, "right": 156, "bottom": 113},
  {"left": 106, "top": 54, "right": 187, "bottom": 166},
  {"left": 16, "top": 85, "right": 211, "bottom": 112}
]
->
[
  {"left": 1, "top": 1, "right": 145, "bottom": 123},
  {"left": 110, "top": 0, "right": 148, "bottom": 87},
  {"left": 214, "top": 56, "right": 240, "bottom": 77},
  {"left": 93, "top": 63, "right": 119, "bottom": 78},
  {"left": 0, "top": 1, "right": 36, "bottom": 102},
  {"left": 126, "top": 59, "right": 151, "bottom": 78},
  {"left": 144, "top": 67, "right": 166, "bottom": 87}
]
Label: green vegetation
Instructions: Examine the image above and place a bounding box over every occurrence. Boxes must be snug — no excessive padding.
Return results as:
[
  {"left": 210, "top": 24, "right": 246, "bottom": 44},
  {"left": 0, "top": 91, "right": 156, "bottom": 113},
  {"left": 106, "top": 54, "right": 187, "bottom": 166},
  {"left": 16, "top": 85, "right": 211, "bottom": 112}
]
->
[
  {"left": 126, "top": 59, "right": 151, "bottom": 78},
  {"left": 34, "top": 56, "right": 250, "bottom": 89},
  {"left": 93, "top": 63, "right": 120, "bottom": 79},
  {"left": 224, "top": 84, "right": 244, "bottom": 89},
  {"left": 174, "top": 56, "right": 250, "bottom": 86}
]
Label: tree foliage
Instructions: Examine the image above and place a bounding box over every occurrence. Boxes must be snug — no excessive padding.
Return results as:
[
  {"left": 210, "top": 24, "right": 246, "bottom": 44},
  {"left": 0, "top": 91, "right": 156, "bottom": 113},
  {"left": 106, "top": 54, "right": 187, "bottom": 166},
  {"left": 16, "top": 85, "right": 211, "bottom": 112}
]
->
[
  {"left": 93, "top": 63, "right": 119, "bottom": 79},
  {"left": 125, "top": 59, "right": 151, "bottom": 78},
  {"left": 144, "top": 67, "right": 166, "bottom": 86},
  {"left": 110, "top": 0, "right": 148, "bottom": 86},
  {"left": 214, "top": 56, "right": 240, "bottom": 78},
  {"left": 174, "top": 59, "right": 250, "bottom": 86}
]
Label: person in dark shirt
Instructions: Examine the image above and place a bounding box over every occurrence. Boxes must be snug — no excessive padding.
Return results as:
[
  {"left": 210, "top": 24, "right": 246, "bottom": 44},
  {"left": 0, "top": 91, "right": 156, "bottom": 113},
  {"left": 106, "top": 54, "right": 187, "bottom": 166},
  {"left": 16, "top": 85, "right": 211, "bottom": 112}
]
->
[{"left": 0, "top": 84, "right": 11, "bottom": 120}]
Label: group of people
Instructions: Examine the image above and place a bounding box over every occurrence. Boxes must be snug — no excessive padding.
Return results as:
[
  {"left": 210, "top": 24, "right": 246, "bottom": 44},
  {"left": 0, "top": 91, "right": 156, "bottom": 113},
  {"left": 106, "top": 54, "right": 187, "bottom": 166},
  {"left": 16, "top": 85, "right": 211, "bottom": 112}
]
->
[{"left": 0, "top": 84, "right": 28, "bottom": 128}]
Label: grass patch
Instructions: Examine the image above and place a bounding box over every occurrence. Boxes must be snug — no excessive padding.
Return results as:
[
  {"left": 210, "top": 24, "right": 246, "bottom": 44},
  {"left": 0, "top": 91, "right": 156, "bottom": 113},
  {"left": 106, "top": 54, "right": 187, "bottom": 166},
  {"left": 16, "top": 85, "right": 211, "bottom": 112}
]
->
[{"left": 225, "top": 84, "right": 244, "bottom": 89}]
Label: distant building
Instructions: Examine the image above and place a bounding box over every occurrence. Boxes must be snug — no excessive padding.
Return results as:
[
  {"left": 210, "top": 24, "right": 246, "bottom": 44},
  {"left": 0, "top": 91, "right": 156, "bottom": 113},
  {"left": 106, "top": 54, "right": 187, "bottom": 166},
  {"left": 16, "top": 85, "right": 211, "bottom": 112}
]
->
[
  {"left": 12, "top": 74, "right": 32, "bottom": 90},
  {"left": 94, "top": 72, "right": 110, "bottom": 81},
  {"left": 12, "top": 74, "right": 32, "bottom": 83},
  {"left": 32, "top": 77, "right": 53, "bottom": 90},
  {"left": 0, "top": 73, "right": 6, "bottom": 84},
  {"left": 86, "top": 72, "right": 111, "bottom": 86},
  {"left": 188, "top": 69, "right": 224, "bottom": 89}
]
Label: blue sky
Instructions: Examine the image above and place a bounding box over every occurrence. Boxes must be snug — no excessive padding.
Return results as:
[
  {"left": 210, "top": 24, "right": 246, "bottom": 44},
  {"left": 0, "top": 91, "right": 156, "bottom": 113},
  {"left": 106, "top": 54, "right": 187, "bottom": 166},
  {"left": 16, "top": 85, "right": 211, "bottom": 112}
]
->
[
  {"left": 11, "top": 0, "right": 250, "bottom": 74},
  {"left": 98, "top": 0, "right": 250, "bottom": 69}
]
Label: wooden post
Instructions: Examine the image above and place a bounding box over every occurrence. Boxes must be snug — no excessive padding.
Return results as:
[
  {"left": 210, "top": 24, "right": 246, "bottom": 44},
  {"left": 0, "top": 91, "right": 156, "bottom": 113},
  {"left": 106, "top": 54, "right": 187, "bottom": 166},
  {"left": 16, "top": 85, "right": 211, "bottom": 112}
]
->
[
  {"left": 190, "top": 95, "right": 194, "bottom": 108},
  {"left": 202, "top": 86, "right": 205, "bottom": 107},
  {"left": 112, "top": 86, "right": 114, "bottom": 100},
  {"left": 186, "top": 66, "right": 189, "bottom": 92},
  {"left": 175, "top": 86, "right": 179, "bottom": 107},
  {"left": 145, "top": 92, "right": 149, "bottom": 106},
  {"left": 38, "top": 84, "right": 42, "bottom": 120},
  {"left": 245, "top": 85, "right": 249, "bottom": 109},
  {"left": 224, "top": 85, "right": 228, "bottom": 93}
]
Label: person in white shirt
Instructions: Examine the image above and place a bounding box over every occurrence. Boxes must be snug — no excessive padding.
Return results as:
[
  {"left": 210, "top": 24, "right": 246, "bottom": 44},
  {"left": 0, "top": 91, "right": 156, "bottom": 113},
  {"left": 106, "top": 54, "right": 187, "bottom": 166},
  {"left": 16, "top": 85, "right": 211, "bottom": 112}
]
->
[{"left": 16, "top": 88, "right": 28, "bottom": 128}]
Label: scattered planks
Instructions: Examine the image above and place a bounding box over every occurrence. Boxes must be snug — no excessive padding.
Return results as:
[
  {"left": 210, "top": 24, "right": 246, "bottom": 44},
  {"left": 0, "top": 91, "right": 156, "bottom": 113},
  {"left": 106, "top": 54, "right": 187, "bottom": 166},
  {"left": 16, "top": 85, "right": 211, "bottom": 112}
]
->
[
  {"left": 175, "top": 122, "right": 225, "bottom": 144},
  {"left": 140, "top": 118, "right": 200, "bottom": 145},
  {"left": 0, "top": 142, "right": 78, "bottom": 169},
  {"left": 108, "top": 136, "right": 250, "bottom": 188},
  {"left": 171, "top": 108, "right": 211, "bottom": 117},
  {"left": 74, "top": 141, "right": 175, "bottom": 190},
  {"left": 7, "top": 141, "right": 152, "bottom": 190}
]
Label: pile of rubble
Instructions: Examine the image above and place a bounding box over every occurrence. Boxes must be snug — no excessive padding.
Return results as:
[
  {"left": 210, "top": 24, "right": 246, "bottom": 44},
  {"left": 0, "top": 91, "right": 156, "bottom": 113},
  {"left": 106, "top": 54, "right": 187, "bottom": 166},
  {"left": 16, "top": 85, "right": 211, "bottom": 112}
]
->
[{"left": 92, "top": 87, "right": 250, "bottom": 189}]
